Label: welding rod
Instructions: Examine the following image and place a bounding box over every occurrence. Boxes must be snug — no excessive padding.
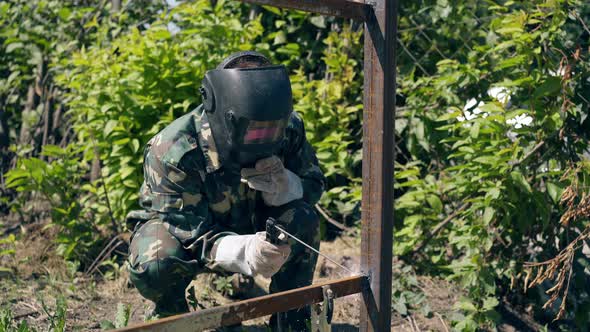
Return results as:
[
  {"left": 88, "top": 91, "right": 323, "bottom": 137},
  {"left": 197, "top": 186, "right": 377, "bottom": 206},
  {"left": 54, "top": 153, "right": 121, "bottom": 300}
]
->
[{"left": 273, "top": 225, "right": 358, "bottom": 276}]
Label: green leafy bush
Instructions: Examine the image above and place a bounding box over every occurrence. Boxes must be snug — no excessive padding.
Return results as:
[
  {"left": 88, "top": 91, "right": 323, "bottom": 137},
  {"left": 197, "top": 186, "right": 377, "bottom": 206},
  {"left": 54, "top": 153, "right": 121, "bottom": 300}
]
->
[
  {"left": 0, "top": 1, "right": 166, "bottom": 188},
  {"left": 1, "top": 0, "right": 165, "bottom": 263},
  {"left": 291, "top": 24, "right": 363, "bottom": 222},
  {"left": 5, "top": 145, "right": 107, "bottom": 261},
  {"left": 395, "top": 0, "right": 590, "bottom": 328}
]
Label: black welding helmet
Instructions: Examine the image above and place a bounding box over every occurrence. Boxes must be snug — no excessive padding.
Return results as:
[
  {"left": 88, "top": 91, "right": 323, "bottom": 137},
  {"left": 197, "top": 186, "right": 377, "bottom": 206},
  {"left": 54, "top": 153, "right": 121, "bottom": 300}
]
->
[{"left": 200, "top": 65, "right": 292, "bottom": 167}]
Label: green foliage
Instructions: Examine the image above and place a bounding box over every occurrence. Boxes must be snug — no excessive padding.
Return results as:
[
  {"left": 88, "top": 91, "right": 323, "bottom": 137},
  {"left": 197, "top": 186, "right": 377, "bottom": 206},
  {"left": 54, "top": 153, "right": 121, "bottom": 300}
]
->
[
  {"left": 0, "top": 234, "right": 16, "bottom": 274},
  {"left": 0, "top": 0, "right": 164, "bottom": 144},
  {"left": 0, "top": 0, "right": 84, "bottom": 130},
  {"left": 394, "top": 0, "right": 590, "bottom": 328},
  {"left": 40, "top": 296, "right": 67, "bottom": 332},
  {"left": 4, "top": 145, "right": 107, "bottom": 261},
  {"left": 0, "top": 0, "right": 166, "bottom": 265},
  {"left": 291, "top": 24, "right": 363, "bottom": 221},
  {"left": 213, "top": 275, "right": 235, "bottom": 297},
  {"left": 0, "top": 307, "right": 35, "bottom": 332},
  {"left": 392, "top": 265, "right": 431, "bottom": 317},
  {"left": 255, "top": 5, "right": 347, "bottom": 70},
  {"left": 3, "top": 0, "right": 267, "bottom": 266}
]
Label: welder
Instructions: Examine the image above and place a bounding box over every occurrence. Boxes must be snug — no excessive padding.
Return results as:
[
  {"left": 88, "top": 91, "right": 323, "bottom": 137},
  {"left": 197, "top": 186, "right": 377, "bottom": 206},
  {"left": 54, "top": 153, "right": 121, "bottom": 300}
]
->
[{"left": 126, "top": 51, "right": 325, "bottom": 331}]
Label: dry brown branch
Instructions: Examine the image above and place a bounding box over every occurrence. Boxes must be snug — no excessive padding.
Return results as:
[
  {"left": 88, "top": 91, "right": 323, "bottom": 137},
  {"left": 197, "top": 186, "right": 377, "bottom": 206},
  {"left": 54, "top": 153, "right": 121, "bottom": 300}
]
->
[
  {"left": 522, "top": 170, "right": 590, "bottom": 321},
  {"left": 85, "top": 235, "right": 124, "bottom": 276},
  {"left": 435, "top": 313, "right": 450, "bottom": 332},
  {"left": 314, "top": 203, "right": 352, "bottom": 232},
  {"left": 41, "top": 85, "right": 54, "bottom": 150},
  {"left": 512, "top": 140, "right": 545, "bottom": 167},
  {"left": 13, "top": 310, "right": 39, "bottom": 320},
  {"left": 523, "top": 228, "right": 586, "bottom": 321}
]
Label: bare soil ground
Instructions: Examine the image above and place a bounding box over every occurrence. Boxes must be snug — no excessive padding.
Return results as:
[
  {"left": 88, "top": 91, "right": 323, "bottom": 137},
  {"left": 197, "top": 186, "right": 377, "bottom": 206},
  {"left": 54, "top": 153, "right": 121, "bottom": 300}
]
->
[{"left": 1, "top": 226, "right": 465, "bottom": 331}]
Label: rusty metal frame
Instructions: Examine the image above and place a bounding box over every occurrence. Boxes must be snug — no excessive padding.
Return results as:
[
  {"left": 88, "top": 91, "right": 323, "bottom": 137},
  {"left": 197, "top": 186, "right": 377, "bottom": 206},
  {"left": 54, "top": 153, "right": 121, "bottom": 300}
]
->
[{"left": 118, "top": 0, "right": 396, "bottom": 331}]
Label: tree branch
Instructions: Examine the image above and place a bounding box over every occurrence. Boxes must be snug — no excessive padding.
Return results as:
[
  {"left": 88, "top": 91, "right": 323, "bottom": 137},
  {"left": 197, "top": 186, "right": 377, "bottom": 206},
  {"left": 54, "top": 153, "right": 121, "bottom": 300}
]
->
[
  {"left": 511, "top": 140, "right": 545, "bottom": 168},
  {"left": 410, "top": 201, "right": 470, "bottom": 256},
  {"left": 315, "top": 204, "right": 353, "bottom": 232}
]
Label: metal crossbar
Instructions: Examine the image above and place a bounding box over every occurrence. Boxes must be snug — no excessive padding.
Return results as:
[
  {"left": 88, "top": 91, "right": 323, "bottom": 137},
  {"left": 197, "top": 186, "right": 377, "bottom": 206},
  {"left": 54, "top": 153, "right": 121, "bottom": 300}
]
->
[{"left": 115, "top": 276, "right": 366, "bottom": 331}]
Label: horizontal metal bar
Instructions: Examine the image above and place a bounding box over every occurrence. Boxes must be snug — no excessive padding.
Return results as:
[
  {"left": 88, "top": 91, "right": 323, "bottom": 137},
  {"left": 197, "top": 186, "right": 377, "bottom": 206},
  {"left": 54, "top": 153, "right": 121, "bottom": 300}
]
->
[
  {"left": 239, "top": 0, "right": 370, "bottom": 21},
  {"left": 116, "top": 275, "right": 366, "bottom": 331}
]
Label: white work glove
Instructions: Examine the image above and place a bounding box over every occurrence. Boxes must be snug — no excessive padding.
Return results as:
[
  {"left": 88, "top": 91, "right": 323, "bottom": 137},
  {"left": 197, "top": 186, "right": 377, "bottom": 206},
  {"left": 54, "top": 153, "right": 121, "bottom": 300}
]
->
[
  {"left": 241, "top": 156, "right": 303, "bottom": 206},
  {"left": 212, "top": 232, "right": 291, "bottom": 278}
]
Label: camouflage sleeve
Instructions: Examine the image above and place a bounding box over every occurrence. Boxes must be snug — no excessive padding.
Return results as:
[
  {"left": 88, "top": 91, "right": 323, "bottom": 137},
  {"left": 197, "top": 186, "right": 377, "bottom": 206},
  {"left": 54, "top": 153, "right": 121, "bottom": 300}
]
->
[
  {"left": 282, "top": 112, "right": 326, "bottom": 205},
  {"left": 142, "top": 133, "right": 215, "bottom": 245}
]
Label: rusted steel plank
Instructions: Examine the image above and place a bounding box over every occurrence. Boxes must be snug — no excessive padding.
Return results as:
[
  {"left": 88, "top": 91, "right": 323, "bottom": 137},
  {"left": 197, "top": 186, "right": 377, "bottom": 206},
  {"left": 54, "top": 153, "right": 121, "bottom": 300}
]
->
[
  {"left": 239, "top": 0, "right": 370, "bottom": 21},
  {"left": 116, "top": 276, "right": 366, "bottom": 331},
  {"left": 360, "top": 0, "right": 397, "bottom": 331}
]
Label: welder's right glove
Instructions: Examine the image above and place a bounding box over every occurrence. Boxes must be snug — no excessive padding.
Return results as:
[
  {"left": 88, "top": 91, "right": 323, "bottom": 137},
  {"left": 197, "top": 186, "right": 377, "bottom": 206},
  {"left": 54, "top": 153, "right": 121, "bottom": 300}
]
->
[{"left": 211, "top": 232, "right": 291, "bottom": 278}]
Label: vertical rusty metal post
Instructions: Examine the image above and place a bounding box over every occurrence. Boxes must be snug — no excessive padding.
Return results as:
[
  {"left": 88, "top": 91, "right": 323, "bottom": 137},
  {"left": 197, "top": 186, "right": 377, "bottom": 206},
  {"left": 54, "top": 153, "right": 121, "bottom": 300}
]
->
[{"left": 360, "top": 0, "right": 397, "bottom": 331}]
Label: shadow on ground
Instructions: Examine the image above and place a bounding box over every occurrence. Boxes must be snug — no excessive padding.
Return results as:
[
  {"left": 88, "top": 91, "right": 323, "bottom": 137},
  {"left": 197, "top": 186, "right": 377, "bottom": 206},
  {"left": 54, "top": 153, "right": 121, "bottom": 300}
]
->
[{"left": 235, "top": 323, "right": 359, "bottom": 331}]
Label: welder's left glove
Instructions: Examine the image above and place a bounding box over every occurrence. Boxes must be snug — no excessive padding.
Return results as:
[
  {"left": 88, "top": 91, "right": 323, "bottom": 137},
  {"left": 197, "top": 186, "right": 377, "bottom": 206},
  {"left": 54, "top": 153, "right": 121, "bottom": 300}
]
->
[{"left": 241, "top": 156, "right": 303, "bottom": 206}]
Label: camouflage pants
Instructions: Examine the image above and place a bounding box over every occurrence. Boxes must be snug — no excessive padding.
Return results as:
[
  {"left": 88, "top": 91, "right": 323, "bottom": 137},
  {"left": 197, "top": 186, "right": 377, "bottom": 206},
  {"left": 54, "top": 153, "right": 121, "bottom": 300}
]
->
[{"left": 128, "top": 199, "right": 320, "bottom": 330}]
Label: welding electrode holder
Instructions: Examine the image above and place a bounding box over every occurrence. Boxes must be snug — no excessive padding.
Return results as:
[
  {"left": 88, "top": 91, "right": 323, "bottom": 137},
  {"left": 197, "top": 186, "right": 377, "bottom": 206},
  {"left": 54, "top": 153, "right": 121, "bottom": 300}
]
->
[
  {"left": 265, "top": 217, "right": 287, "bottom": 332},
  {"left": 265, "top": 217, "right": 285, "bottom": 245}
]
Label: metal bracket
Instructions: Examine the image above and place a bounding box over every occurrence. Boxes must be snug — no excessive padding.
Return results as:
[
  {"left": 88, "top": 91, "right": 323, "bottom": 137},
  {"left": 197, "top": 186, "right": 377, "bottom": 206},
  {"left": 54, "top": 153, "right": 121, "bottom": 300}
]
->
[{"left": 311, "top": 285, "right": 335, "bottom": 332}]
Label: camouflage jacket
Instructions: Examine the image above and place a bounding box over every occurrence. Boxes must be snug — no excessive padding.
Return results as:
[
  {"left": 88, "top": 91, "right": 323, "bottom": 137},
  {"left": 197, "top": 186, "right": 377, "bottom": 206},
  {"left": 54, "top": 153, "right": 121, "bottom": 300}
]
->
[{"left": 137, "top": 105, "right": 325, "bottom": 241}]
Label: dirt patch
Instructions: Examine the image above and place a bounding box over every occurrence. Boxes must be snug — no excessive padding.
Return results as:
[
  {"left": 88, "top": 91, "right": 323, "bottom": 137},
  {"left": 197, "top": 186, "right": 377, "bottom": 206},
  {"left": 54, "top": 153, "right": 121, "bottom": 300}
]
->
[{"left": 390, "top": 274, "right": 460, "bottom": 331}]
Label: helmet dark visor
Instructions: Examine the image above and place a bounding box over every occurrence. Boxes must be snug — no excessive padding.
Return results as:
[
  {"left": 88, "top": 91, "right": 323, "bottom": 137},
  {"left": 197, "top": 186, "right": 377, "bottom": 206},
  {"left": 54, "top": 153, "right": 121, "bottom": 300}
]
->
[{"left": 240, "top": 119, "right": 287, "bottom": 145}]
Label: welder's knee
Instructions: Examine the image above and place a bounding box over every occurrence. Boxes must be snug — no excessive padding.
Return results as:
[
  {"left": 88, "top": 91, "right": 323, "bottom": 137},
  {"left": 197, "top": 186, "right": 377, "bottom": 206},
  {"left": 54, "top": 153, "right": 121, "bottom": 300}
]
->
[
  {"left": 269, "top": 200, "right": 320, "bottom": 292},
  {"left": 294, "top": 200, "right": 319, "bottom": 228},
  {"left": 127, "top": 219, "right": 199, "bottom": 303}
]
